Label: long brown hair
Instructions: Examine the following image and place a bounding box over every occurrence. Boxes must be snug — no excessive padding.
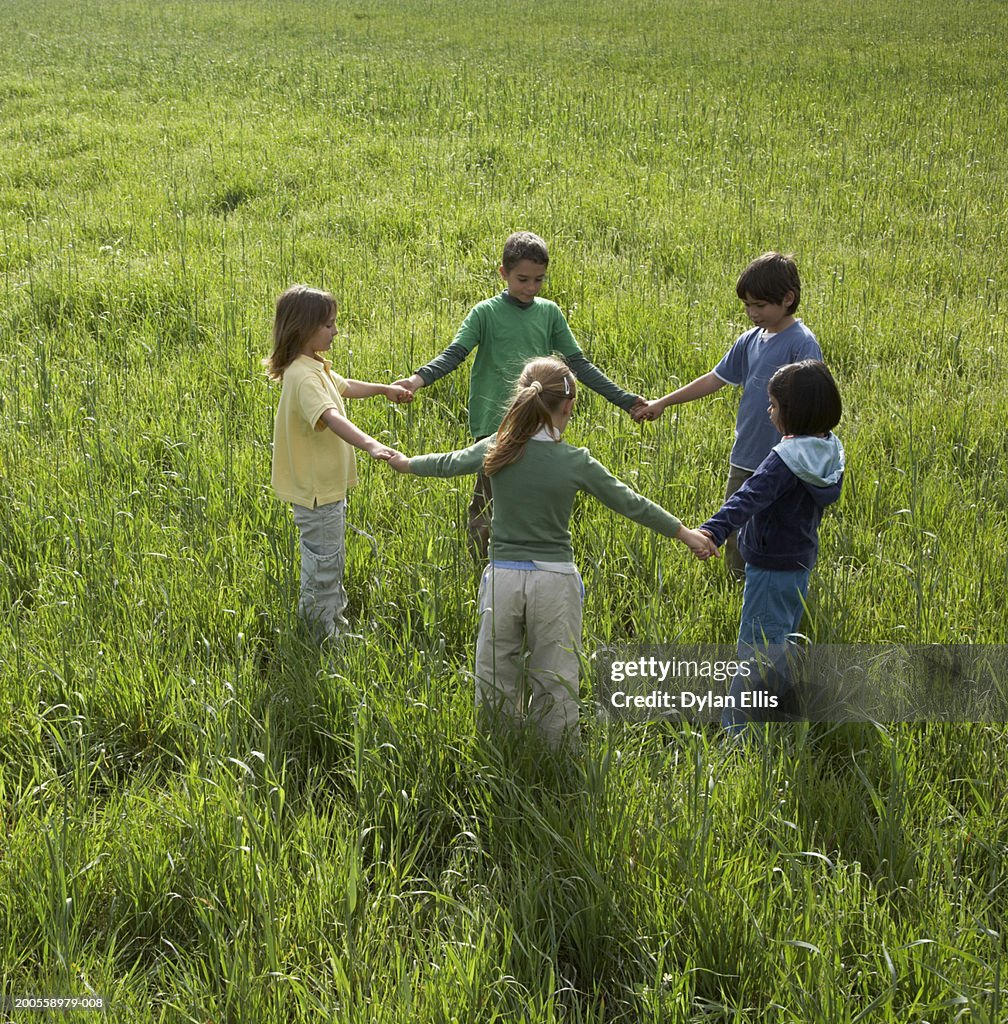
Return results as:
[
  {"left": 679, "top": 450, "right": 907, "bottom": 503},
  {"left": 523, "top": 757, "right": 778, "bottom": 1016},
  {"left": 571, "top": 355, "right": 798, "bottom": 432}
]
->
[
  {"left": 483, "top": 357, "right": 576, "bottom": 476},
  {"left": 263, "top": 285, "right": 336, "bottom": 381}
]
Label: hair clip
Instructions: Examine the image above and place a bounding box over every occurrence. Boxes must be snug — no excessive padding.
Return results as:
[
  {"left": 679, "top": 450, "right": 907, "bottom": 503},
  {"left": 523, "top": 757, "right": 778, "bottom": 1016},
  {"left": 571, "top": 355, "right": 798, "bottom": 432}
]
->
[{"left": 563, "top": 375, "right": 570, "bottom": 396}]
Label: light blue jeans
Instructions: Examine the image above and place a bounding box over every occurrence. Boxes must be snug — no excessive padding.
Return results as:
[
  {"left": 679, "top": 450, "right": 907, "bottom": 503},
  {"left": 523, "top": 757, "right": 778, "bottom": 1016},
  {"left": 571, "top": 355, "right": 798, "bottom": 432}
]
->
[{"left": 723, "top": 565, "right": 810, "bottom": 732}]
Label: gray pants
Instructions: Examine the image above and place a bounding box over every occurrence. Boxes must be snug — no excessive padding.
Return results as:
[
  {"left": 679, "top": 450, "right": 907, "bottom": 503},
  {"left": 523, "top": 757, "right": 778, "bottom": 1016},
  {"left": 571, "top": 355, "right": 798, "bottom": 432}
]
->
[
  {"left": 723, "top": 464, "right": 754, "bottom": 580},
  {"left": 474, "top": 566, "right": 583, "bottom": 748},
  {"left": 291, "top": 499, "right": 348, "bottom": 641}
]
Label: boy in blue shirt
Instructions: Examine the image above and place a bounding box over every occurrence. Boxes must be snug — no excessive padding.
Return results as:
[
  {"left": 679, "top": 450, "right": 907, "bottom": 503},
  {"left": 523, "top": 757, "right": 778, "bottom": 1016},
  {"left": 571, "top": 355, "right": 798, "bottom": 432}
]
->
[{"left": 636, "top": 252, "right": 822, "bottom": 578}]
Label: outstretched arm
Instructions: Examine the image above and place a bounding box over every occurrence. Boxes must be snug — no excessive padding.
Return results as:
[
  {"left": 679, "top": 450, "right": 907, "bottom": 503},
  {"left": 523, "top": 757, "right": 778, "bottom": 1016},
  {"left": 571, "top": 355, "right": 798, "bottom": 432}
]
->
[
  {"left": 320, "top": 408, "right": 397, "bottom": 460},
  {"left": 563, "top": 351, "right": 643, "bottom": 415},
  {"left": 577, "top": 450, "right": 683, "bottom": 538},
  {"left": 343, "top": 379, "right": 414, "bottom": 403},
  {"left": 700, "top": 455, "right": 794, "bottom": 545},
  {"left": 394, "top": 315, "right": 478, "bottom": 392},
  {"left": 636, "top": 371, "right": 725, "bottom": 421},
  {"left": 409, "top": 437, "right": 494, "bottom": 479}
]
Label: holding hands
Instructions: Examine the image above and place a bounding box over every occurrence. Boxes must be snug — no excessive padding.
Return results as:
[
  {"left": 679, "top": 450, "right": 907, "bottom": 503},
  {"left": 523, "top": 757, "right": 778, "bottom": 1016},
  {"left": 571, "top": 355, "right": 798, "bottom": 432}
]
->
[
  {"left": 630, "top": 397, "right": 668, "bottom": 422},
  {"left": 628, "top": 396, "right": 649, "bottom": 420},
  {"left": 392, "top": 373, "right": 425, "bottom": 395},
  {"left": 366, "top": 441, "right": 400, "bottom": 462},
  {"left": 385, "top": 383, "right": 415, "bottom": 404},
  {"left": 677, "top": 526, "right": 720, "bottom": 561},
  {"left": 369, "top": 447, "right": 411, "bottom": 472},
  {"left": 384, "top": 451, "right": 412, "bottom": 473}
]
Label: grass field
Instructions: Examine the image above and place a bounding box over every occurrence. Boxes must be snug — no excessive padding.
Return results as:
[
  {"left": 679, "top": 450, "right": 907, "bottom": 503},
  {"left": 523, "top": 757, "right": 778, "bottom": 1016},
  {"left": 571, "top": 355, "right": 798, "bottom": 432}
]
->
[{"left": 2, "top": 0, "right": 1007, "bottom": 1020}]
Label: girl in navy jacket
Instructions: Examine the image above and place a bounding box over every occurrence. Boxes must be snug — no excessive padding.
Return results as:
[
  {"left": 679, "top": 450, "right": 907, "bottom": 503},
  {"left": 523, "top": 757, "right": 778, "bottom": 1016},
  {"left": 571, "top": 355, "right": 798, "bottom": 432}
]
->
[{"left": 700, "top": 360, "right": 844, "bottom": 729}]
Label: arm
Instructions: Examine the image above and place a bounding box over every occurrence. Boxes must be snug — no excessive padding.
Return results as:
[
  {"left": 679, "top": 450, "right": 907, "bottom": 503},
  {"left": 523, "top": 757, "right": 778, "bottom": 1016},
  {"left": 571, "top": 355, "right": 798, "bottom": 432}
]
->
[
  {"left": 578, "top": 452, "right": 718, "bottom": 556},
  {"left": 638, "top": 371, "right": 726, "bottom": 421},
  {"left": 700, "top": 455, "right": 795, "bottom": 546},
  {"left": 394, "top": 308, "right": 482, "bottom": 392},
  {"left": 563, "top": 351, "right": 642, "bottom": 414},
  {"left": 409, "top": 436, "right": 494, "bottom": 479},
  {"left": 343, "top": 379, "right": 414, "bottom": 403},
  {"left": 578, "top": 450, "right": 682, "bottom": 537},
  {"left": 320, "top": 407, "right": 396, "bottom": 461},
  {"left": 393, "top": 342, "right": 471, "bottom": 392},
  {"left": 548, "top": 305, "right": 642, "bottom": 415}
]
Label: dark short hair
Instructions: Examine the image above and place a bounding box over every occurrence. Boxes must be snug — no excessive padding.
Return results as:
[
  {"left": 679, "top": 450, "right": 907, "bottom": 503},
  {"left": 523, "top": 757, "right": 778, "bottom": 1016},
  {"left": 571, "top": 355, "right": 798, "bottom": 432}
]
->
[
  {"left": 768, "top": 360, "right": 841, "bottom": 435},
  {"left": 736, "top": 252, "right": 801, "bottom": 313},
  {"left": 502, "top": 231, "right": 549, "bottom": 271}
]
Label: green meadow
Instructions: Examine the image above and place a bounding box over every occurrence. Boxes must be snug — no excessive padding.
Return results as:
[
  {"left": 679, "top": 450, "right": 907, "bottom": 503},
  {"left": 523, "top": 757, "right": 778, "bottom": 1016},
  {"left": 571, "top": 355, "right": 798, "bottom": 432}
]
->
[{"left": 1, "top": 0, "right": 1006, "bottom": 1020}]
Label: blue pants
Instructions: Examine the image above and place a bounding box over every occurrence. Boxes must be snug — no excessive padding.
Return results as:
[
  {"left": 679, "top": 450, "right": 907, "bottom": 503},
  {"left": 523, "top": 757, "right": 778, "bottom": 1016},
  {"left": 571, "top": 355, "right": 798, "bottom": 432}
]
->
[{"left": 723, "top": 565, "right": 810, "bottom": 732}]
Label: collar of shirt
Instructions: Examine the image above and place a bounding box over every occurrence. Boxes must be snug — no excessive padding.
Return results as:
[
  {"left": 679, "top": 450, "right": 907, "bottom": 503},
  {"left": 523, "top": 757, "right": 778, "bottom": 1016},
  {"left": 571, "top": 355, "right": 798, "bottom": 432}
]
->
[
  {"left": 297, "top": 353, "right": 332, "bottom": 373},
  {"left": 502, "top": 290, "right": 534, "bottom": 310}
]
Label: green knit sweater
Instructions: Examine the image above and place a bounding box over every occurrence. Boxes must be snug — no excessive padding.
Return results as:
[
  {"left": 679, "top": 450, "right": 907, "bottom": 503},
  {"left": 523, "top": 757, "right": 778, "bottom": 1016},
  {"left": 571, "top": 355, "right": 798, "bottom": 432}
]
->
[{"left": 411, "top": 436, "right": 683, "bottom": 562}]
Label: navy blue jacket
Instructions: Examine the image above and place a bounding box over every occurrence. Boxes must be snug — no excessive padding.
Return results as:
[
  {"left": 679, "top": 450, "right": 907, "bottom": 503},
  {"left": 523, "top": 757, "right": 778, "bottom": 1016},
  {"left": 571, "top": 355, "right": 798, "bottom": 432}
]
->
[{"left": 702, "top": 434, "right": 845, "bottom": 572}]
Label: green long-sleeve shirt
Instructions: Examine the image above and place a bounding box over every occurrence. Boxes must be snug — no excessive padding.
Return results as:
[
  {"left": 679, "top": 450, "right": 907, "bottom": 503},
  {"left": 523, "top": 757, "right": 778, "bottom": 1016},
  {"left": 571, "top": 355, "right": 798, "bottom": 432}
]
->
[
  {"left": 411, "top": 436, "right": 682, "bottom": 562},
  {"left": 415, "top": 293, "right": 639, "bottom": 437}
]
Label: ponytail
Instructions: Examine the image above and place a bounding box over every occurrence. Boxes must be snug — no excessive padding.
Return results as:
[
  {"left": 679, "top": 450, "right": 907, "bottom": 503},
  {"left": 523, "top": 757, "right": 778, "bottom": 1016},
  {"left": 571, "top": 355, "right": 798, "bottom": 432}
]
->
[{"left": 483, "top": 357, "right": 575, "bottom": 476}]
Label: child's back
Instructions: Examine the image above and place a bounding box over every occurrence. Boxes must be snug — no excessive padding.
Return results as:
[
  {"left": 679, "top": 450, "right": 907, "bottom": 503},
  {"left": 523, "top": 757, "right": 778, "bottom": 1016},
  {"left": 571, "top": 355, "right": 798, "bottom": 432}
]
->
[
  {"left": 703, "top": 431, "right": 844, "bottom": 572},
  {"left": 391, "top": 356, "right": 713, "bottom": 746},
  {"left": 413, "top": 434, "right": 684, "bottom": 562}
]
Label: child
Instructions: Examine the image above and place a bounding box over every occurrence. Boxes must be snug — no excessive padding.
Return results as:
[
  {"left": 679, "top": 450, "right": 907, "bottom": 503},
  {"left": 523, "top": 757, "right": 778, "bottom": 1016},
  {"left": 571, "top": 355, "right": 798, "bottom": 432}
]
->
[
  {"left": 697, "top": 360, "right": 844, "bottom": 731},
  {"left": 393, "top": 230, "right": 647, "bottom": 559},
  {"left": 637, "top": 252, "right": 822, "bottom": 578},
  {"left": 265, "top": 284, "right": 412, "bottom": 642},
  {"left": 387, "top": 356, "right": 716, "bottom": 748}
]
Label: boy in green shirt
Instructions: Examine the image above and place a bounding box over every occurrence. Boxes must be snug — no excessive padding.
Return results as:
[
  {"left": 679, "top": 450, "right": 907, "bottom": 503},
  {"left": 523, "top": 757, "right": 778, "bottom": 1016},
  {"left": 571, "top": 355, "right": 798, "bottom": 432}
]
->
[{"left": 394, "top": 231, "right": 646, "bottom": 558}]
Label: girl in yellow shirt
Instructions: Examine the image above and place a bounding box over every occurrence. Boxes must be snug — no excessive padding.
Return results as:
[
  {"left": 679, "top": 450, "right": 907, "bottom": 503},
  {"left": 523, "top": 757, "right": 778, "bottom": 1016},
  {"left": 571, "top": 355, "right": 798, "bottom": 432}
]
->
[{"left": 265, "top": 285, "right": 411, "bottom": 641}]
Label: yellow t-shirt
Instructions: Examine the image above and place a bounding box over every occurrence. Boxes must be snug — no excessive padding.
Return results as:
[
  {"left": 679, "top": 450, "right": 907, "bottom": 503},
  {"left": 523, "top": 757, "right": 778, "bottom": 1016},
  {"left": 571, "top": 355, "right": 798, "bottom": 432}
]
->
[{"left": 271, "top": 354, "right": 358, "bottom": 508}]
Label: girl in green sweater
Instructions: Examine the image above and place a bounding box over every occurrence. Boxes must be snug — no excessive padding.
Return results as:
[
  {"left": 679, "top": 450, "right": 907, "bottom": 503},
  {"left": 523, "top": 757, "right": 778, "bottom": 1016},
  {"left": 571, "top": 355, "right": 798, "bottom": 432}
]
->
[{"left": 387, "top": 356, "right": 716, "bottom": 747}]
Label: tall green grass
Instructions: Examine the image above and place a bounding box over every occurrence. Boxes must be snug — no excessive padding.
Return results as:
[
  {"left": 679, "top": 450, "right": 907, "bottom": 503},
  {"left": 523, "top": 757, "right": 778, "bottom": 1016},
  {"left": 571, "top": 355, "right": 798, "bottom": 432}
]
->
[{"left": 1, "top": 0, "right": 1006, "bottom": 1020}]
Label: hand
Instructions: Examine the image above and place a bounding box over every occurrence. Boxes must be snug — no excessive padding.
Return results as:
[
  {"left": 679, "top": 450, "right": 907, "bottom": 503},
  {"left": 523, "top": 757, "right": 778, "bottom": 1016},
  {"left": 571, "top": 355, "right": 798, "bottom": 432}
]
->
[
  {"left": 367, "top": 443, "right": 397, "bottom": 461},
  {"left": 385, "top": 451, "right": 411, "bottom": 473},
  {"left": 628, "top": 397, "right": 649, "bottom": 422},
  {"left": 385, "top": 384, "right": 414, "bottom": 404},
  {"left": 677, "top": 526, "right": 721, "bottom": 560},
  {"left": 392, "top": 374, "right": 424, "bottom": 393},
  {"left": 635, "top": 399, "right": 666, "bottom": 422}
]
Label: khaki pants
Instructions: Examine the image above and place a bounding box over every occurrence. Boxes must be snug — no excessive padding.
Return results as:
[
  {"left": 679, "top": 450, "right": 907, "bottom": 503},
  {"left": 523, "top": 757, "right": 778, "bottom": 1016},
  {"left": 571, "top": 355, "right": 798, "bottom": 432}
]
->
[
  {"left": 291, "top": 499, "right": 348, "bottom": 641},
  {"left": 474, "top": 566, "right": 583, "bottom": 748},
  {"left": 723, "top": 464, "right": 754, "bottom": 580}
]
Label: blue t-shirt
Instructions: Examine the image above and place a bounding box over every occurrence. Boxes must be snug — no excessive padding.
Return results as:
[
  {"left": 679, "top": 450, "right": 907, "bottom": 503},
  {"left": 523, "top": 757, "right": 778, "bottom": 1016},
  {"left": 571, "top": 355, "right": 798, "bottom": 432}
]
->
[{"left": 713, "top": 320, "right": 822, "bottom": 471}]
